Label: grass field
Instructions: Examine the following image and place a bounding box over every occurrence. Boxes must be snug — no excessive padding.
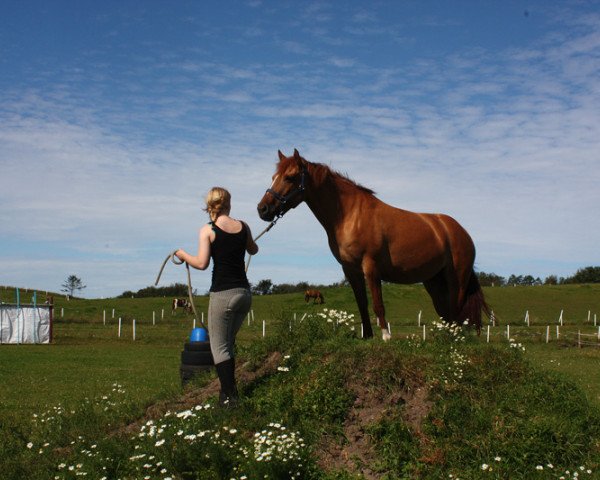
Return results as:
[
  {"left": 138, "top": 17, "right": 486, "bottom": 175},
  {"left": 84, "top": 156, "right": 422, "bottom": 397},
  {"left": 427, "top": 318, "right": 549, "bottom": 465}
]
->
[
  {"left": 1, "top": 283, "right": 599, "bottom": 478},
  {"left": 2, "top": 283, "right": 600, "bottom": 412}
]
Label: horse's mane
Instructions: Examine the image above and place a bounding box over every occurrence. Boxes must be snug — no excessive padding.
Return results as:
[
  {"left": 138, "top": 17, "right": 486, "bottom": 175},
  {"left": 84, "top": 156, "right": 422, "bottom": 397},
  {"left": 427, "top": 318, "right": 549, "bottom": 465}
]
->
[{"left": 308, "top": 161, "right": 375, "bottom": 196}]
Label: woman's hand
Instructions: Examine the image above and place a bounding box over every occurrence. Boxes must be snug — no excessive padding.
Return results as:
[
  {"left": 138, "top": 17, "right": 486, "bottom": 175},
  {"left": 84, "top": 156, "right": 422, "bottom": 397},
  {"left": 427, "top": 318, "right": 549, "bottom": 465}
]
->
[{"left": 175, "top": 249, "right": 187, "bottom": 262}]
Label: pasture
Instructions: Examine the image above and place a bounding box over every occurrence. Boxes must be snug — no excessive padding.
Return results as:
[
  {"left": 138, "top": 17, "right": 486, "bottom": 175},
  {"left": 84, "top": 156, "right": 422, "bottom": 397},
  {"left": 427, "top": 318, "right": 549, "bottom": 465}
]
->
[{"left": 1, "top": 283, "right": 599, "bottom": 479}]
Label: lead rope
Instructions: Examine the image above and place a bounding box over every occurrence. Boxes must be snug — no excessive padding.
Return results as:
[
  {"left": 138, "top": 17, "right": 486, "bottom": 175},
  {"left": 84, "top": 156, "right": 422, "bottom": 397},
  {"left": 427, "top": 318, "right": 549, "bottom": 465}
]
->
[
  {"left": 245, "top": 217, "right": 279, "bottom": 273},
  {"left": 154, "top": 250, "right": 205, "bottom": 330}
]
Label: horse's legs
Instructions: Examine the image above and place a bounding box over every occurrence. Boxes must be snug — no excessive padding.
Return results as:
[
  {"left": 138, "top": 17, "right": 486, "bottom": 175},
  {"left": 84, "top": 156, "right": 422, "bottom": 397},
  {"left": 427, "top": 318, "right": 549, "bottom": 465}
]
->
[
  {"left": 363, "top": 268, "right": 391, "bottom": 341},
  {"left": 423, "top": 270, "right": 453, "bottom": 322},
  {"left": 342, "top": 265, "right": 373, "bottom": 338}
]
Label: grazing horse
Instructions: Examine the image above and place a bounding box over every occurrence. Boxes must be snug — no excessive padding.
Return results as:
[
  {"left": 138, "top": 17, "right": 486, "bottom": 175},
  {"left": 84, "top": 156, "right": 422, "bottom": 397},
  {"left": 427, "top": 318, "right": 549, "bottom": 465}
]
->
[
  {"left": 172, "top": 298, "right": 191, "bottom": 315},
  {"left": 257, "top": 149, "right": 490, "bottom": 340},
  {"left": 305, "top": 289, "right": 325, "bottom": 304}
]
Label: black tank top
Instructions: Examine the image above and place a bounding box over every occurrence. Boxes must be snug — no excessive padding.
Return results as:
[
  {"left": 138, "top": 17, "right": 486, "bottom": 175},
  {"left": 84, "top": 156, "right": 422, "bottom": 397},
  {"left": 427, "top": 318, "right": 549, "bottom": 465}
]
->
[{"left": 209, "top": 222, "right": 250, "bottom": 292}]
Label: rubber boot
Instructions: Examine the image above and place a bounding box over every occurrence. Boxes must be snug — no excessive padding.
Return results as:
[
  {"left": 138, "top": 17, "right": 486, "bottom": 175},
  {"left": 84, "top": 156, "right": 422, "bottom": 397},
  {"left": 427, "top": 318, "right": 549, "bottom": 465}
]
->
[{"left": 215, "top": 358, "right": 238, "bottom": 408}]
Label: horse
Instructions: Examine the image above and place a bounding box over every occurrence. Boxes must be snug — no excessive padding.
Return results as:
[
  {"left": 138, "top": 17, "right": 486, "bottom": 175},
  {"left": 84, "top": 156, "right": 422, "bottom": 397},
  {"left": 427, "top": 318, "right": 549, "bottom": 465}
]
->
[
  {"left": 257, "top": 149, "right": 490, "bottom": 340},
  {"left": 305, "top": 289, "right": 325, "bottom": 304},
  {"left": 172, "top": 298, "right": 192, "bottom": 315}
]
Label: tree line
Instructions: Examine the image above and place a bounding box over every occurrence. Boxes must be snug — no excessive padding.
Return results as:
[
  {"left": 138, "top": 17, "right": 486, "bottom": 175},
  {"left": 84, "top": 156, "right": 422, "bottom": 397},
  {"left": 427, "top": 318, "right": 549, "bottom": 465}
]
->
[
  {"left": 118, "top": 283, "right": 192, "bottom": 298},
  {"left": 118, "top": 280, "right": 344, "bottom": 298},
  {"left": 116, "top": 266, "right": 600, "bottom": 298},
  {"left": 477, "top": 266, "right": 600, "bottom": 287}
]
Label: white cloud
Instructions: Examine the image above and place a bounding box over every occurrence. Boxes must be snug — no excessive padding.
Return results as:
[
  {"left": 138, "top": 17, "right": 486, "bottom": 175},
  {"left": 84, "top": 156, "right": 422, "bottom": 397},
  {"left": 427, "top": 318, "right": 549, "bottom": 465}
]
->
[{"left": 1, "top": 3, "right": 599, "bottom": 297}]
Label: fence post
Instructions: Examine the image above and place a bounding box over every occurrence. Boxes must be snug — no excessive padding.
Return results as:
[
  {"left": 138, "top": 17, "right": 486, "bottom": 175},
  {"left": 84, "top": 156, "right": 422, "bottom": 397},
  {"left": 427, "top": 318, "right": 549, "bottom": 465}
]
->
[
  {"left": 578, "top": 330, "right": 581, "bottom": 348},
  {"left": 262, "top": 319, "right": 266, "bottom": 338},
  {"left": 506, "top": 325, "right": 510, "bottom": 340},
  {"left": 133, "top": 319, "right": 136, "bottom": 341},
  {"left": 418, "top": 310, "right": 422, "bottom": 327},
  {"left": 556, "top": 325, "right": 560, "bottom": 340},
  {"left": 118, "top": 317, "right": 122, "bottom": 338},
  {"left": 422, "top": 324, "right": 426, "bottom": 341},
  {"left": 486, "top": 325, "right": 490, "bottom": 343},
  {"left": 546, "top": 325, "right": 550, "bottom": 343},
  {"left": 103, "top": 310, "right": 106, "bottom": 326}
]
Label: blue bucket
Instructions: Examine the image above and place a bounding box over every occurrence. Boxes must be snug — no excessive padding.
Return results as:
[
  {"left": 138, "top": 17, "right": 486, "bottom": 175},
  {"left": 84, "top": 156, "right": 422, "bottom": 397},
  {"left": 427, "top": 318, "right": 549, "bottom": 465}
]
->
[{"left": 190, "top": 327, "right": 208, "bottom": 343}]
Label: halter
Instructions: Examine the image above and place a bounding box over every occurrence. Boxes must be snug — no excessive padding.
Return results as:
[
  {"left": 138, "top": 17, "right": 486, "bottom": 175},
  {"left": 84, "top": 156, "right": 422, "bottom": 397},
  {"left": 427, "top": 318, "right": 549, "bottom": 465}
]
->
[{"left": 265, "top": 164, "right": 307, "bottom": 218}]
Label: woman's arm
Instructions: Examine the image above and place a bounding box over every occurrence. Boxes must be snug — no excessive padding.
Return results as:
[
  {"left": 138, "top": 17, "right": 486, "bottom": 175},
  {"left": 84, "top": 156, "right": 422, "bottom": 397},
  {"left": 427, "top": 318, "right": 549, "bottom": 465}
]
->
[
  {"left": 244, "top": 222, "right": 259, "bottom": 255},
  {"left": 175, "top": 224, "right": 213, "bottom": 270}
]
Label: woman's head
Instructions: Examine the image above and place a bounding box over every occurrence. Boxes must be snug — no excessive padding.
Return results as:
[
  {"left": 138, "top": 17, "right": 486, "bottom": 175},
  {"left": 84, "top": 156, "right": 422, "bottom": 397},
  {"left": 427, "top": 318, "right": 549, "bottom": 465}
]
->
[{"left": 205, "top": 187, "right": 231, "bottom": 221}]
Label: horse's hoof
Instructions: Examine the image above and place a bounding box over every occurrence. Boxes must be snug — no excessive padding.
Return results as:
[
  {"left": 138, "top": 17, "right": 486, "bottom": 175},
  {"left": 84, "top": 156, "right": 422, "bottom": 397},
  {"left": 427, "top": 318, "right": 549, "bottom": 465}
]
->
[{"left": 382, "top": 329, "right": 391, "bottom": 342}]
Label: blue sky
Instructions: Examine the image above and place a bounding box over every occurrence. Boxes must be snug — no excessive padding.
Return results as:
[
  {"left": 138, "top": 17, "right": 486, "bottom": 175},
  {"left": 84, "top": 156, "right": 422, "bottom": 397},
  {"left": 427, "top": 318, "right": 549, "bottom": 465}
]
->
[{"left": 1, "top": 1, "right": 599, "bottom": 298}]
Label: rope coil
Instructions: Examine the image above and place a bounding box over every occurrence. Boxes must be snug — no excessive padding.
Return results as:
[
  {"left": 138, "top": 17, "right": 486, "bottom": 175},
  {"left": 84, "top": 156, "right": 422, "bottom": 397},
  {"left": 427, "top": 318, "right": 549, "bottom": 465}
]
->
[{"left": 155, "top": 250, "right": 205, "bottom": 330}]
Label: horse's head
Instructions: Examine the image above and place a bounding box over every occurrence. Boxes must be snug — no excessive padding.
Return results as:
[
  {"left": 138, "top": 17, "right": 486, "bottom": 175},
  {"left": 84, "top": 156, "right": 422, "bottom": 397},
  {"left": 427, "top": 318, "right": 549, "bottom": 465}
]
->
[{"left": 257, "top": 149, "right": 307, "bottom": 221}]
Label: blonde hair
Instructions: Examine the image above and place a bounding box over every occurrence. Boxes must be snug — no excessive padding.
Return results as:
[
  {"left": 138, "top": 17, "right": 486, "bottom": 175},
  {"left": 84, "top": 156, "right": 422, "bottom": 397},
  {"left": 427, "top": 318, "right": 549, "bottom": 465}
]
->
[{"left": 204, "top": 187, "right": 231, "bottom": 222}]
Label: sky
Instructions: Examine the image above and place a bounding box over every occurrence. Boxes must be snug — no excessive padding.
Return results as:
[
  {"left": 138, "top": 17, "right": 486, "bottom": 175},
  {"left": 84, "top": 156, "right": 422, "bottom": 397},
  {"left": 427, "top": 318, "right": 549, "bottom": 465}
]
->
[{"left": 1, "top": 1, "right": 599, "bottom": 299}]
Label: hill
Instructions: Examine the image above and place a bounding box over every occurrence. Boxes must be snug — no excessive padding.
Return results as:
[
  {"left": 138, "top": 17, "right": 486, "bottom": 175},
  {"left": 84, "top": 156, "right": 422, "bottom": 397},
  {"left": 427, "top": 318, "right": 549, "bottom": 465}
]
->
[{"left": 1, "top": 298, "right": 599, "bottom": 479}]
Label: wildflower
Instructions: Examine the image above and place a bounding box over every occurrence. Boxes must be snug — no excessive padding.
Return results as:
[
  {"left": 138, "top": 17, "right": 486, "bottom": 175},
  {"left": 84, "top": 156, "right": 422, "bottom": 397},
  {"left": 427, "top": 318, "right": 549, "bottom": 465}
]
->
[
  {"left": 536, "top": 465, "right": 544, "bottom": 470},
  {"left": 495, "top": 457, "right": 501, "bottom": 462},
  {"left": 482, "top": 464, "right": 489, "bottom": 471},
  {"left": 27, "top": 442, "right": 33, "bottom": 449},
  {"left": 155, "top": 439, "right": 166, "bottom": 447}
]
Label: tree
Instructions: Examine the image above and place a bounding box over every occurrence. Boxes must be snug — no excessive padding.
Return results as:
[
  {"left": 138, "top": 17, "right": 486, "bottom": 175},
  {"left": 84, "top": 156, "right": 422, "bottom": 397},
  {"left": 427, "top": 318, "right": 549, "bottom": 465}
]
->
[
  {"left": 477, "top": 272, "right": 506, "bottom": 287},
  {"left": 61, "top": 275, "right": 86, "bottom": 297},
  {"left": 118, "top": 283, "right": 189, "bottom": 298},
  {"left": 252, "top": 279, "right": 273, "bottom": 295},
  {"left": 567, "top": 266, "right": 600, "bottom": 284}
]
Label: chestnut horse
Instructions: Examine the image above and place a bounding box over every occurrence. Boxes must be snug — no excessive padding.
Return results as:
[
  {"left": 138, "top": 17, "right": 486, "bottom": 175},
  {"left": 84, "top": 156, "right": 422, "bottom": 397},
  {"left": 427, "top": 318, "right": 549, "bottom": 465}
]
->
[
  {"left": 257, "top": 149, "right": 490, "bottom": 340},
  {"left": 305, "top": 289, "right": 325, "bottom": 304}
]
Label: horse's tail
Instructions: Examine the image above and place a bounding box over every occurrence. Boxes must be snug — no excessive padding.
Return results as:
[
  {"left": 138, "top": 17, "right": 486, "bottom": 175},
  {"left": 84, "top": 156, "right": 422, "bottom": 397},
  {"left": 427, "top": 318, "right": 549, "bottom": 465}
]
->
[{"left": 459, "top": 271, "right": 492, "bottom": 333}]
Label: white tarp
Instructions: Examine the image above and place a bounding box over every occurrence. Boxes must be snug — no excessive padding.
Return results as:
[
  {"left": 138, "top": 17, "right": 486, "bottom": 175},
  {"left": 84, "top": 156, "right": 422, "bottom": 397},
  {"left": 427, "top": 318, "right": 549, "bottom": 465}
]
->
[{"left": 0, "top": 305, "right": 52, "bottom": 344}]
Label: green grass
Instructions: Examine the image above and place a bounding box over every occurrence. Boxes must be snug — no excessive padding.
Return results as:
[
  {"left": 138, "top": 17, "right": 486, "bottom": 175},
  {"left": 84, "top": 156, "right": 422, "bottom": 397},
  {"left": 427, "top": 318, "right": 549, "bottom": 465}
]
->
[{"left": 1, "top": 284, "right": 600, "bottom": 478}]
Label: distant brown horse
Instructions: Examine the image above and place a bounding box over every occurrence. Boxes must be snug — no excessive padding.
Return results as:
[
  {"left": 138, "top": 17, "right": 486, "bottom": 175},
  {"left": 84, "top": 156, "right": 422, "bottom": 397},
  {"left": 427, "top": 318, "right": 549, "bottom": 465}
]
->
[
  {"left": 257, "top": 149, "right": 490, "bottom": 340},
  {"left": 305, "top": 289, "right": 325, "bottom": 304}
]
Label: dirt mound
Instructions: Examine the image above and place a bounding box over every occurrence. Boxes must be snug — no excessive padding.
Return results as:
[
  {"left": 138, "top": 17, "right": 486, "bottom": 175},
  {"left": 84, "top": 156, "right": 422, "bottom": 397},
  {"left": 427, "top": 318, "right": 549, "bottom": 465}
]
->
[
  {"left": 119, "top": 352, "right": 282, "bottom": 437},
  {"left": 316, "top": 373, "right": 432, "bottom": 479},
  {"left": 118, "top": 349, "right": 433, "bottom": 479}
]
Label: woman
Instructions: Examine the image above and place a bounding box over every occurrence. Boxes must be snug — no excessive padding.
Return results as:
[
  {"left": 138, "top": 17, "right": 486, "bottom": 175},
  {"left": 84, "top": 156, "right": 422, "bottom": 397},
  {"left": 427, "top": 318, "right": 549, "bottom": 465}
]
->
[{"left": 176, "top": 187, "right": 258, "bottom": 407}]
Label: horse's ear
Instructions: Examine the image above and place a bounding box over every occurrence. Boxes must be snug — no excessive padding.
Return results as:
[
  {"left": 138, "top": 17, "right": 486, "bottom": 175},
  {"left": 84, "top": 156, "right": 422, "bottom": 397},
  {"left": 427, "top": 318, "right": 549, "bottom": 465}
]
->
[
  {"left": 293, "top": 149, "right": 301, "bottom": 161},
  {"left": 278, "top": 150, "right": 286, "bottom": 161}
]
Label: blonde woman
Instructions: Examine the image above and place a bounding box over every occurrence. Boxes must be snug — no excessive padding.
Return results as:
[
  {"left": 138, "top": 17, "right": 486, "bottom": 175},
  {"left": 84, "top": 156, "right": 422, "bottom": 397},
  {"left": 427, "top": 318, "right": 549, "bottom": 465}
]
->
[{"left": 176, "top": 187, "right": 258, "bottom": 407}]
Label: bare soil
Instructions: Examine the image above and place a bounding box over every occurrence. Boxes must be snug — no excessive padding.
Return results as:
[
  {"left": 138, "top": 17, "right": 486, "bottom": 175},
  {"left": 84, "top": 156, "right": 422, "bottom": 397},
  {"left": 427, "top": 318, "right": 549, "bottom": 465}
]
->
[{"left": 118, "top": 350, "right": 433, "bottom": 479}]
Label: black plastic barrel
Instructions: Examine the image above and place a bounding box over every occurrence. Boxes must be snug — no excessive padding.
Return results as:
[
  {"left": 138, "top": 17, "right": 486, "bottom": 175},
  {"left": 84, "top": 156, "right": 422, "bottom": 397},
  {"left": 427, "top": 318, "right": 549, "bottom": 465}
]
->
[{"left": 180, "top": 338, "right": 214, "bottom": 386}]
